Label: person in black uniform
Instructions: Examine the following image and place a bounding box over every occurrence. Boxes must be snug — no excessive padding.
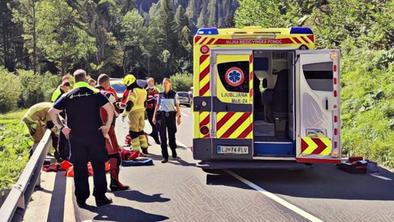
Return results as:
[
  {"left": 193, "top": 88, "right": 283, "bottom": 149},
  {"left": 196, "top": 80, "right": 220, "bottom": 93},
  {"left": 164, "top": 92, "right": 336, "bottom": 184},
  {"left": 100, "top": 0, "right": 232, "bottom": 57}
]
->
[
  {"left": 153, "top": 78, "right": 182, "bottom": 163},
  {"left": 48, "top": 69, "right": 114, "bottom": 207}
]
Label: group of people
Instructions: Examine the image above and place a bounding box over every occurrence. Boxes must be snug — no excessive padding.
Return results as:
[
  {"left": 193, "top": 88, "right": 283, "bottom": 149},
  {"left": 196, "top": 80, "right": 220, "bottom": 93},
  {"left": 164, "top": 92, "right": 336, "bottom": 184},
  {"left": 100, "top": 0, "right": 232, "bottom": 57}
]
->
[{"left": 22, "top": 69, "right": 182, "bottom": 207}]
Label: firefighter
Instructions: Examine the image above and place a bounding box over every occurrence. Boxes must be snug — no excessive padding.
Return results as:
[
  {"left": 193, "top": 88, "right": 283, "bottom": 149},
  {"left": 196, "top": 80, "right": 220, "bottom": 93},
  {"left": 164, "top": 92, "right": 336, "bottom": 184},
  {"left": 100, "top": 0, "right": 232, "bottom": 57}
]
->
[
  {"left": 121, "top": 74, "right": 148, "bottom": 158},
  {"left": 153, "top": 78, "right": 182, "bottom": 163},
  {"left": 97, "top": 74, "right": 129, "bottom": 191},
  {"left": 22, "top": 102, "right": 57, "bottom": 145},
  {"left": 146, "top": 77, "right": 160, "bottom": 144}
]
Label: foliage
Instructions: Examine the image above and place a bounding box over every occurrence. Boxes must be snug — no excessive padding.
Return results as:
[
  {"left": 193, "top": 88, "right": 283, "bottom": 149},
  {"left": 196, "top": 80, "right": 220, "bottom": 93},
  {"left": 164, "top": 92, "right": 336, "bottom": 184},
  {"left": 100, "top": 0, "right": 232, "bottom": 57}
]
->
[
  {"left": 235, "top": 0, "right": 394, "bottom": 167},
  {"left": 170, "top": 72, "right": 193, "bottom": 92},
  {"left": 0, "top": 109, "right": 32, "bottom": 190},
  {"left": 17, "top": 69, "right": 60, "bottom": 108},
  {"left": 0, "top": 68, "right": 22, "bottom": 113}
]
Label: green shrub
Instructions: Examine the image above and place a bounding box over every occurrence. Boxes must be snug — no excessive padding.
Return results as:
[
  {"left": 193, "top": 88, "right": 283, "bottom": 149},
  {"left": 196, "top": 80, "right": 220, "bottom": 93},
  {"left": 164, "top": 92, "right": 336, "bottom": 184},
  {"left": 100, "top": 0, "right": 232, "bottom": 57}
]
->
[
  {"left": 0, "top": 109, "right": 32, "bottom": 190},
  {"left": 18, "top": 70, "right": 60, "bottom": 108},
  {"left": 170, "top": 72, "right": 193, "bottom": 92},
  {"left": 0, "top": 68, "right": 22, "bottom": 113}
]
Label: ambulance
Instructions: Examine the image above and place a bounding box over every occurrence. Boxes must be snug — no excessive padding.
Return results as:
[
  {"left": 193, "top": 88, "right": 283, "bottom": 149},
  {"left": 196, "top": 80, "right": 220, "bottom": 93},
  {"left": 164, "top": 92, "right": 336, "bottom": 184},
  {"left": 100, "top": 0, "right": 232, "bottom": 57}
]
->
[{"left": 192, "top": 26, "right": 341, "bottom": 168}]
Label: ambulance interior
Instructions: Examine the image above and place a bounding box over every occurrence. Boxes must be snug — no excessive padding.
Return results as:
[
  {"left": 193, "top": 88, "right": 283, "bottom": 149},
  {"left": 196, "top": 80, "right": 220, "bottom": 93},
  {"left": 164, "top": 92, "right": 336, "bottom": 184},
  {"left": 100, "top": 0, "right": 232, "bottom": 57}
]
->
[{"left": 253, "top": 50, "right": 295, "bottom": 156}]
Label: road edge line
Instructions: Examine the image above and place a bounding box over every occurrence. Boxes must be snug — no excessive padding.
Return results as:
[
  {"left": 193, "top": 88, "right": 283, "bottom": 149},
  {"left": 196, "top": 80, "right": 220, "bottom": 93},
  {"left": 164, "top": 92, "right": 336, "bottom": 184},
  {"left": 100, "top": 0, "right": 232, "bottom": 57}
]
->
[
  {"left": 225, "top": 170, "right": 324, "bottom": 222},
  {"left": 64, "top": 177, "right": 77, "bottom": 222}
]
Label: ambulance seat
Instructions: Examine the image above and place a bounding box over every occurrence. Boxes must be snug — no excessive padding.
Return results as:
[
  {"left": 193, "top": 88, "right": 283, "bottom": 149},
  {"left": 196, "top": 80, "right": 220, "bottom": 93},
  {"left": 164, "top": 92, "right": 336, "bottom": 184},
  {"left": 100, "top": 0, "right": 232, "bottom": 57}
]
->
[
  {"left": 272, "top": 69, "right": 289, "bottom": 118},
  {"left": 261, "top": 79, "right": 274, "bottom": 122}
]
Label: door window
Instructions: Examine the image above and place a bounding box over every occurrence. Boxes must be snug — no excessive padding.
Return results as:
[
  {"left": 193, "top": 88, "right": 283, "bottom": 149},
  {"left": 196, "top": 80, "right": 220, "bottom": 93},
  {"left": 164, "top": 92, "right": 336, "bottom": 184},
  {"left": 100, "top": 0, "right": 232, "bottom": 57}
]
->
[{"left": 303, "top": 62, "right": 333, "bottom": 91}]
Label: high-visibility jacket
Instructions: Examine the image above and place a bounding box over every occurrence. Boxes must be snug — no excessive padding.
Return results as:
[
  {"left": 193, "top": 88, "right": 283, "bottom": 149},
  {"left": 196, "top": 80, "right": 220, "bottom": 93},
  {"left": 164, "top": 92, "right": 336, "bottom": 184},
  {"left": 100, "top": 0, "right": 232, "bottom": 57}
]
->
[{"left": 124, "top": 88, "right": 147, "bottom": 114}]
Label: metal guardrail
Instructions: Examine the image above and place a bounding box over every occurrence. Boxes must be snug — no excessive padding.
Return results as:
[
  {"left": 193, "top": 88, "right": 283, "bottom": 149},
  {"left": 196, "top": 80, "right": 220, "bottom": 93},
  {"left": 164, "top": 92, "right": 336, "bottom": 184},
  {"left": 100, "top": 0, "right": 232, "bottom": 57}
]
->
[{"left": 0, "top": 130, "right": 52, "bottom": 222}]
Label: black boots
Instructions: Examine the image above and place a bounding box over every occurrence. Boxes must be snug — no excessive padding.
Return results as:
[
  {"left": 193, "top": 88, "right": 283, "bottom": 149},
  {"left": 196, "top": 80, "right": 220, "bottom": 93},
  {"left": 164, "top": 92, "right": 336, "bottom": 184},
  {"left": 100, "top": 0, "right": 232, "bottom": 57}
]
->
[{"left": 95, "top": 195, "right": 112, "bottom": 207}]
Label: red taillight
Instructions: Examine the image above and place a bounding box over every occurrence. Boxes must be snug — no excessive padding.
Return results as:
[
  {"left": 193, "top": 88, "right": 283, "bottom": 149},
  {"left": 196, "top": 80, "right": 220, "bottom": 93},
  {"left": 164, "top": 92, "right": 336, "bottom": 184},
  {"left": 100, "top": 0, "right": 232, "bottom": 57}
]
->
[
  {"left": 334, "top": 116, "right": 338, "bottom": 123},
  {"left": 334, "top": 128, "right": 338, "bottom": 135},
  {"left": 200, "top": 126, "right": 209, "bottom": 135},
  {"left": 333, "top": 77, "right": 337, "bottom": 84},
  {"left": 200, "top": 45, "right": 209, "bottom": 54},
  {"left": 333, "top": 64, "right": 337, "bottom": 72},
  {"left": 333, "top": 90, "right": 337, "bottom": 97}
]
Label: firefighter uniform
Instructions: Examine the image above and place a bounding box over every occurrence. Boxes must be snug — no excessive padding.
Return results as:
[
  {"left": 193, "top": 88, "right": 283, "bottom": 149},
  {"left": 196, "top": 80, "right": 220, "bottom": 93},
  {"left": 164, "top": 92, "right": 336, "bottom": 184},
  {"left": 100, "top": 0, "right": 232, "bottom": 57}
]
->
[
  {"left": 121, "top": 74, "right": 148, "bottom": 157},
  {"left": 53, "top": 81, "right": 110, "bottom": 204},
  {"left": 22, "top": 102, "right": 57, "bottom": 145}
]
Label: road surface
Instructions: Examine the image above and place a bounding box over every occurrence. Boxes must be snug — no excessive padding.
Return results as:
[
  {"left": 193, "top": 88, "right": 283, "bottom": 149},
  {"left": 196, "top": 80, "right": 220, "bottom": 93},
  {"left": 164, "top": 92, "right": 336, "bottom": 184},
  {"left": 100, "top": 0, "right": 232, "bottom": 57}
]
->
[{"left": 72, "top": 107, "right": 394, "bottom": 221}]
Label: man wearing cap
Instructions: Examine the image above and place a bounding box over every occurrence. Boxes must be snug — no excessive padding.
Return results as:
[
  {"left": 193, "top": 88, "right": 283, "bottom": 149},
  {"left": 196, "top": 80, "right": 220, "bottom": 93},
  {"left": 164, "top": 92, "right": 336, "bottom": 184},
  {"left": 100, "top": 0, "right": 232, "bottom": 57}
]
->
[{"left": 48, "top": 69, "right": 113, "bottom": 207}]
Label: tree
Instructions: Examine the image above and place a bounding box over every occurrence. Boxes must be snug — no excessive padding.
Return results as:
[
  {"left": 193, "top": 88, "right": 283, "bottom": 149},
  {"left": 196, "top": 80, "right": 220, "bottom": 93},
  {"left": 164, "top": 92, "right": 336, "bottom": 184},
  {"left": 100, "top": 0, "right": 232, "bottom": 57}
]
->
[
  {"left": 12, "top": 0, "right": 39, "bottom": 74},
  {"left": 34, "top": 0, "right": 96, "bottom": 74}
]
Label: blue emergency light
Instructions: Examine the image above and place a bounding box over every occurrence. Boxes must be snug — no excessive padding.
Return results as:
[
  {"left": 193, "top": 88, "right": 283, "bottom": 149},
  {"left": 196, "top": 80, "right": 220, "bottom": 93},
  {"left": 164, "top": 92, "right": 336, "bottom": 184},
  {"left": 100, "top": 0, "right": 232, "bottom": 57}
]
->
[
  {"left": 290, "top": 27, "right": 313, "bottom": 34},
  {"left": 197, "top": 27, "right": 219, "bottom": 35}
]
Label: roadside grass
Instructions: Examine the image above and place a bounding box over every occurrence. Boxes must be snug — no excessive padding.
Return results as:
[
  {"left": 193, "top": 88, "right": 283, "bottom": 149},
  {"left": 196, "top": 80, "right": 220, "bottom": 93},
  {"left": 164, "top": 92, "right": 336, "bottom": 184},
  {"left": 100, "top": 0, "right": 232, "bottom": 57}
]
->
[{"left": 0, "top": 109, "right": 32, "bottom": 191}]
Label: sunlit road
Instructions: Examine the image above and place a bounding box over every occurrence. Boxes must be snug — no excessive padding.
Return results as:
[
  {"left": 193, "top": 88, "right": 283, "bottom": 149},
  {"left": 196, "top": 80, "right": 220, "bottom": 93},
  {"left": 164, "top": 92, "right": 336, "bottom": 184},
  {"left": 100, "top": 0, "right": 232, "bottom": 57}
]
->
[{"left": 76, "top": 107, "right": 394, "bottom": 222}]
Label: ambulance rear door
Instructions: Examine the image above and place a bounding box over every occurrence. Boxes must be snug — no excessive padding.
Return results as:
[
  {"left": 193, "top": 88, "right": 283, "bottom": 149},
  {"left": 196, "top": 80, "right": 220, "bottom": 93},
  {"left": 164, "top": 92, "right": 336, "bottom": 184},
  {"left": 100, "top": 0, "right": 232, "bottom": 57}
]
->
[
  {"left": 210, "top": 49, "right": 254, "bottom": 160},
  {"left": 295, "top": 50, "right": 341, "bottom": 164}
]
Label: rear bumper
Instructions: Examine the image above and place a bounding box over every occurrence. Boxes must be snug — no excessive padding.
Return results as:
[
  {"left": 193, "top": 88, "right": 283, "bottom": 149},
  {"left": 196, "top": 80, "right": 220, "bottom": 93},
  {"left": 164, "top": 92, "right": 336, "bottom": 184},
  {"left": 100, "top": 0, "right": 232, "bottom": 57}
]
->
[{"left": 197, "top": 160, "right": 310, "bottom": 170}]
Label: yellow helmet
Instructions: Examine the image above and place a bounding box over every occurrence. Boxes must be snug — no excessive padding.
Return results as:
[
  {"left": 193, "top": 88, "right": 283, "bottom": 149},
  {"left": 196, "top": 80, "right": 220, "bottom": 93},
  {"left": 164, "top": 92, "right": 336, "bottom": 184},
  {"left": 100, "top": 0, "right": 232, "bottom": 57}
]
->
[{"left": 123, "top": 74, "right": 136, "bottom": 86}]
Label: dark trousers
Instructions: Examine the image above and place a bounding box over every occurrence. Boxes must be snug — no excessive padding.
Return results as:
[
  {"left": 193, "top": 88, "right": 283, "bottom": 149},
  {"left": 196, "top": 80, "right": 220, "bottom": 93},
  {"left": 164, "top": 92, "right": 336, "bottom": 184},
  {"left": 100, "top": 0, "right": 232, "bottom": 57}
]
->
[
  {"left": 57, "top": 132, "right": 70, "bottom": 160},
  {"left": 147, "top": 108, "right": 158, "bottom": 138},
  {"left": 69, "top": 134, "right": 107, "bottom": 202},
  {"left": 158, "top": 112, "right": 177, "bottom": 159}
]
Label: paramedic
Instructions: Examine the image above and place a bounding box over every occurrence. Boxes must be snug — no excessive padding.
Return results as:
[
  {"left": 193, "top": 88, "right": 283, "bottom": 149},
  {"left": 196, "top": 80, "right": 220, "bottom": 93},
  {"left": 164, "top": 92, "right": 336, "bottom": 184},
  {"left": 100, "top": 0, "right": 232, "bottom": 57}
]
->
[
  {"left": 146, "top": 77, "right": 160, "bottom": 144},
  {"left": 48, "top": 69, "right": 113, "bottom": 207},
  {"left": 97, "top": 73, "right": 129, "bottom": 191},
  {"left": 152, "top": 78, "right": 182, "bottom": 163},
  {"left": 122, "top": 74, "right": 149, "bottom": 157}
]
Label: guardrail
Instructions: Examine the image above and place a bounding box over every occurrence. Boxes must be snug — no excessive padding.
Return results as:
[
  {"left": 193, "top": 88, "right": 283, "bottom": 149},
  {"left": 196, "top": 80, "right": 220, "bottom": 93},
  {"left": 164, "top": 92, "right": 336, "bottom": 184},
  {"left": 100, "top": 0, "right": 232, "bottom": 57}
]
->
[{"left": 0, "top": 130, "right": 52, "bottom": 222}]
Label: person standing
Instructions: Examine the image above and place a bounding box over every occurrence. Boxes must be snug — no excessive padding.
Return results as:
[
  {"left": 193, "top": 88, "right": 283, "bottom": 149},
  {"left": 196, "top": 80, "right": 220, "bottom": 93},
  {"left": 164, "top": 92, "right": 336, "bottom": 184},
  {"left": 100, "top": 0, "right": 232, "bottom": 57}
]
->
[
  {"left": 146, "top": 77, "right": 160, "bottom": 144},
  {"left": 51, "top": 79, "right": 71, "bottom": 162},
  {"left": 121, "top": 74, "right": 149, "bottom": 157},
  {"left": 153, "top": 78, "right": 182, "bottom": 163},
  {"left": 97, "top": 74, "right": 129, "bottom": 191},
  {"left": 48, "top": 69, "right": 113, "bottom": 207}
]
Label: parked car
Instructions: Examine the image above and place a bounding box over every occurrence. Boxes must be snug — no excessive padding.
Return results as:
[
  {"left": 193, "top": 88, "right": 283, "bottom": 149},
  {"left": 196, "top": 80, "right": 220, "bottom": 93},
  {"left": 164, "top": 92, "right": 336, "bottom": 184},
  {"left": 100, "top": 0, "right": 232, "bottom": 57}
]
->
[
  {"left": 177, "top": 91, "right": 192, "bottom": 107},
  {"left": 110, "top": 78, "right": 126, "bottom": 100}
]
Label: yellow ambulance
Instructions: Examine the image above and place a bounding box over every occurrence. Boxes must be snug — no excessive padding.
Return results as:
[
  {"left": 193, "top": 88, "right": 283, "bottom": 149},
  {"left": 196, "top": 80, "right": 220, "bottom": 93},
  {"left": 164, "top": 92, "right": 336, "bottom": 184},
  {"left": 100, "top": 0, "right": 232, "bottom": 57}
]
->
[{"left": 192, "top": 26, "right": 341, "bottom": 168}]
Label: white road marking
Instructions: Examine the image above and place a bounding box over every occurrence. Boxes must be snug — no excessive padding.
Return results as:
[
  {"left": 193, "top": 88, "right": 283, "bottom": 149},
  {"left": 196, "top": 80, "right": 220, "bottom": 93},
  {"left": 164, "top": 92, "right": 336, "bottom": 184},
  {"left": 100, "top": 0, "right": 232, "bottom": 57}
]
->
[
  {"left": 370, "top": 173, "right": 392, "bottom": 181},
  {"left": 225, "top": 170, "right": 324, "bottom": 222}
]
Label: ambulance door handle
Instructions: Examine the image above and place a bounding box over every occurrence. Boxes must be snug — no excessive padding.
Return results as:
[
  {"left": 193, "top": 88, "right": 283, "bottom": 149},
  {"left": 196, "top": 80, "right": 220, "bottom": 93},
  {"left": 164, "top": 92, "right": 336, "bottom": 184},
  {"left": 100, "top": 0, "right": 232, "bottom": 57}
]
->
[{"left": 324, "top": 98, "right": 329, "bottom": 110}]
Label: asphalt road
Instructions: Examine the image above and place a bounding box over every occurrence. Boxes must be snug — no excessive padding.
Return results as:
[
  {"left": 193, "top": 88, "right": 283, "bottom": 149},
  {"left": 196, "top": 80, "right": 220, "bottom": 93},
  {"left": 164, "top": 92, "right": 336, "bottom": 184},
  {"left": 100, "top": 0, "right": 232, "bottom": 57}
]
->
[{"left": 77, "top": 107, "right": 394, "bottom": 222}]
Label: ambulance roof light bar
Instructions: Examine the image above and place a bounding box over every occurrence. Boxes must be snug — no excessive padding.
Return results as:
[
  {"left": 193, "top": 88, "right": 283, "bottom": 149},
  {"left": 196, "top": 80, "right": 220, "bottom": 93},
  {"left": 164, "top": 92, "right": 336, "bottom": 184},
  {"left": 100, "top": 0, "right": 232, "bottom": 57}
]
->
[
  {"left": 197, "top": 27, "right": 219, "bottom": 35},
  {"left": 290, "top": 27, "right": 313, "bottom": 34}
]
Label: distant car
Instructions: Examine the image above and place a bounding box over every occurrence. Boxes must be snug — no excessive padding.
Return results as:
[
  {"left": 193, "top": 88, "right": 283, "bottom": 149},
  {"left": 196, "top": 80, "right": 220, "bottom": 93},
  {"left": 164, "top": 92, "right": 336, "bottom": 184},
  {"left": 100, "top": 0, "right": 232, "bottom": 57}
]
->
[
  {"left": 177, "top": 91, "right": 192, "bottom": 107},
  {"left": 110, "top": 78, "right": 126, "bottom": 100}
]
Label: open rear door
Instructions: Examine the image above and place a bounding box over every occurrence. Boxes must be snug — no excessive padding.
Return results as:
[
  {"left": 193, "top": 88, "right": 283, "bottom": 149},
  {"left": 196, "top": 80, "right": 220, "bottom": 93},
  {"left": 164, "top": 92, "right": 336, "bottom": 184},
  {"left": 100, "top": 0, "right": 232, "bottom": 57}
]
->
[
  {"left": 295, "top": 50, "right": 341, "bottom": 164},
  {"left": 210, "top": 49, "right": 254, "bottom": 160}
]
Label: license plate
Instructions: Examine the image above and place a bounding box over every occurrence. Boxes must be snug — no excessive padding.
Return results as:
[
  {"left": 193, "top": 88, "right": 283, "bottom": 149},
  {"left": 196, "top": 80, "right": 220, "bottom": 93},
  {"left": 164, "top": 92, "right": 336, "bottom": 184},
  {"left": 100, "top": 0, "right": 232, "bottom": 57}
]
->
[{"left": 217, "top": 146, "right": 249, "bottom": 154}]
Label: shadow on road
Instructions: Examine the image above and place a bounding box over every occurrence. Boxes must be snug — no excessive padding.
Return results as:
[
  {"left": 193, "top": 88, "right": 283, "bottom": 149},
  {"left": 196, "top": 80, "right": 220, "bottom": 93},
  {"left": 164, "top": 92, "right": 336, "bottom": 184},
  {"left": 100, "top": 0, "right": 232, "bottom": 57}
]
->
[
  {"left": 114, "top": 190, "right": 170, "bottom": 203},
  {"left": 206, "top": 165, "right": 394, "bottom": 201},
  {"left": 82, "top": 204, "right": 168, "bottom": 222}
]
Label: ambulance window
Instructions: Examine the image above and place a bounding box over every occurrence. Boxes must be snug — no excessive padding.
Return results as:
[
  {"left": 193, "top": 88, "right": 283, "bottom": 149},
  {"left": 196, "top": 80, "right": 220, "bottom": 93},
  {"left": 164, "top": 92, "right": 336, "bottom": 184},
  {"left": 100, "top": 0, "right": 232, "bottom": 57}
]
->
[
  {"left": 303, "top": 62, "right": 333, "bottom": 91},
  {"left": 217, "top": 61, "right": 249, "bottom": 93}
]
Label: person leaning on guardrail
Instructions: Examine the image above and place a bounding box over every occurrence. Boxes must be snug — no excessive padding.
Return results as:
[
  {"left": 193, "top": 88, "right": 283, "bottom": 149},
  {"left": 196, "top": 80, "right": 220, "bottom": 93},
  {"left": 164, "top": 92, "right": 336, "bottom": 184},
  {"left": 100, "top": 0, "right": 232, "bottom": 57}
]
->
[
  {"left": 48, "top": 69, "right": 114, "bottom": 207},
  {"left": 22, "top": 102, "right": 58, "bottom": 155}
]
